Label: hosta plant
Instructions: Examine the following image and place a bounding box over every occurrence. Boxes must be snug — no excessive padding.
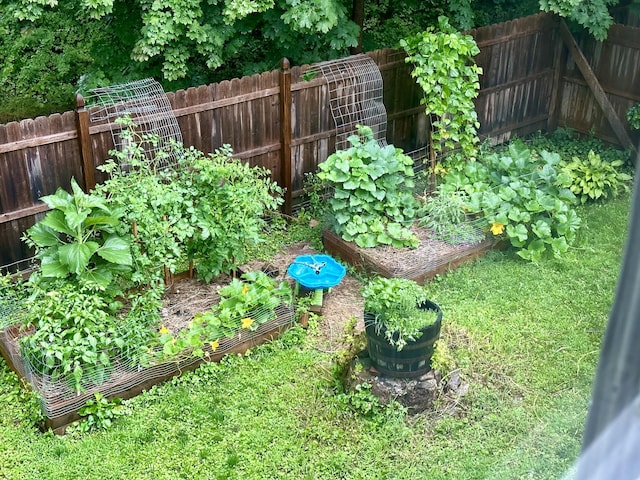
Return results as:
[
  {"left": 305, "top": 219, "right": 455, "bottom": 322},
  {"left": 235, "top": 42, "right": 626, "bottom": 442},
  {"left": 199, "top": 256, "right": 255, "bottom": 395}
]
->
[
  {"left": 317, "top": 125, "right": 419, "bottom": 249},
  {"left": 561, "top": 150, "right": 631, "bottom": 203}
]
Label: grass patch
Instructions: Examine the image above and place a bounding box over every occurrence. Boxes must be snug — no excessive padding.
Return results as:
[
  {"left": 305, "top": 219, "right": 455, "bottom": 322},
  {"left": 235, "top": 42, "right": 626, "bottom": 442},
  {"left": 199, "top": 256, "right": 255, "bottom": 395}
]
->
[{"left": 0, "top": 190, "right": 632, "bottom": 479}]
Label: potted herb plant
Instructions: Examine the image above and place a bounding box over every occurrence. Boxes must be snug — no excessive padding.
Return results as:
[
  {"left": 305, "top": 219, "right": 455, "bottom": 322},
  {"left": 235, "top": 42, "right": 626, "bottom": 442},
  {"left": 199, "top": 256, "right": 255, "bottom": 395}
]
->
[{"left": 362, "top": 277, "right": 442, "bottom": 378}]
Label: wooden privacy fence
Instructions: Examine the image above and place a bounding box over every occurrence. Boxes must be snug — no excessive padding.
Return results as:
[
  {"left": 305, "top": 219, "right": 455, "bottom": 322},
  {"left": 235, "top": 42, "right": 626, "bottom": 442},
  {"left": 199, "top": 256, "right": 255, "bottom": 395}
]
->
[{"left": 1, "top": 12, "right": 640, "bottom": 271}]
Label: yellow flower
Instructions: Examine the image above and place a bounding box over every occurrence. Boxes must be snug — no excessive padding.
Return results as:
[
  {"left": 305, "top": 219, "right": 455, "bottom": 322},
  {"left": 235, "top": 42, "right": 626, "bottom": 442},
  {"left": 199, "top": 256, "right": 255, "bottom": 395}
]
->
[
  {"left": 210, "top": 339, "right": 219, "bottom": 352},
  {"left": 242, "top": 284, "right": 249, "bottom": 295},
  {"left": 159, "top": 325, "right": 170, "bottom": 335},
  {"left": 490, "top": 221, "right": 505, "bottom": 235},
  {"left": 241, "top": 317, "right": 254, "bottom": 329}
]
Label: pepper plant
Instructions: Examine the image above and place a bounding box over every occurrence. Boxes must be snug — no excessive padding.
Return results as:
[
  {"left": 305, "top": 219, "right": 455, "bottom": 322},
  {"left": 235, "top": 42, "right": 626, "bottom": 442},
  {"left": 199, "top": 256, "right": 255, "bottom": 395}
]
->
[{"left": 317, "top": 125, "right": 419, "bottom": 248}]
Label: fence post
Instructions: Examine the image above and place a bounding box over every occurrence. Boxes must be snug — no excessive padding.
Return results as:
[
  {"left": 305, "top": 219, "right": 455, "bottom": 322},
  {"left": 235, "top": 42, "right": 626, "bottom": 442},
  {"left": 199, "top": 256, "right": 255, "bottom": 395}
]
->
[
  {"left": 75, "top": 93, "right": 96, "bottom": 191},
  {"left": 279, "top": 58, "right": 293, "bottom": 215}
]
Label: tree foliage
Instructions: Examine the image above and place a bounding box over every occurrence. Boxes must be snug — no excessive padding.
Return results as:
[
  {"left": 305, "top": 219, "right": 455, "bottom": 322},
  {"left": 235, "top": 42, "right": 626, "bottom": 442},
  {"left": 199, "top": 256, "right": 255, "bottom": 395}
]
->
[
  {"left": 0, "top": 0, "right": 625, "bottom": 122},
  {"left": 10, "top": 0, "right": 359, "bottom": 82},
  {"left": 540, "top": 0, "right": 619, "bottom": 40}
]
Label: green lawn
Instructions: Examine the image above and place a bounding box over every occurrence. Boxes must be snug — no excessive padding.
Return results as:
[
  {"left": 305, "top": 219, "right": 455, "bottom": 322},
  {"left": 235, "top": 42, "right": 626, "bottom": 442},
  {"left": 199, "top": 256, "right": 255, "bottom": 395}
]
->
[{"left": 0, "top": 191, "right": 631, "bottom": 480}]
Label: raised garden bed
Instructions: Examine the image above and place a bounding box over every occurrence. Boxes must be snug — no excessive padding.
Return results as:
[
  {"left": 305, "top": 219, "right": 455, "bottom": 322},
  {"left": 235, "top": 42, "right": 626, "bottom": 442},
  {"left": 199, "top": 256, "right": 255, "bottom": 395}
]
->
[
  {"left": 323, "top": 227, "right": 500, "bottom": 284},
  {"left": 0, "top": 275, "right": 296, "bottom": 434}
]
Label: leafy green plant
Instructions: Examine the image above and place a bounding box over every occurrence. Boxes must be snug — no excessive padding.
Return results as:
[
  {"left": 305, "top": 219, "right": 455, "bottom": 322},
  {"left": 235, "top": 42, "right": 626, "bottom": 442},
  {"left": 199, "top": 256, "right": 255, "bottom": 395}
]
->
[
  {"left": 95, "top": 123, "right": 193, "bottom": 286},
  {"left": 175, "top": 145, "right": 284, "bottom": 282},
  {"left": 416, "top": 187, "right": 486, "bottom": 245},
  {"left": 627, "top": 103, "right": 640, "bottom": 130},
  {"left": 98, "top": 119, "right": 284, "bottom": 283},
  {"left": 22, "top": 178, "right": 132, "bottom": 291},
  {"left": 440, "top": 141, "right": 581, "bottom": 262},
  {"left": 561, "top": 150, "right": 631, "bottom": 203},
  {"left": 401, "top": 16, "right": 482, "bottom": 160},
  {"left": 317, "top": 125, "right": 419, "bottom": 249},
  {"left": 19, "top": 281, "right": 125, "bottom": 392},
  {"left": 73, "top": 393, "right": 127, "bottom": 433},
  {"left": 158, "top": 271, "right": 292, "bottom": 358},
  {"left": 362, "top": 277, "right": 439, "bottom": 351}
]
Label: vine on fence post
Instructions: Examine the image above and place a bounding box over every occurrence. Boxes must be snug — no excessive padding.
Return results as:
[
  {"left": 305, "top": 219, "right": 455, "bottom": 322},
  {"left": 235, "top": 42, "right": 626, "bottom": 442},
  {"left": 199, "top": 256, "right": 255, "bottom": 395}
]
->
[{"left": 400, "top": 16, "right": 482, "bottom": 163}]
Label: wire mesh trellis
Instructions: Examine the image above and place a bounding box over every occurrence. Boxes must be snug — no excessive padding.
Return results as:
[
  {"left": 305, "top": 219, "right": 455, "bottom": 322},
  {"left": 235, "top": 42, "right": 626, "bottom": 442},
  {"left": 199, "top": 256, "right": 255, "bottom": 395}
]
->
[
  {"left": 0, "top": 279, "right": 295, "bottom": 422},
  {"left": 308, "top": 54, "right": 388, "bottom": 151},
  {"left": 84, "top": 78, "right": 183, "bottom": 171}
]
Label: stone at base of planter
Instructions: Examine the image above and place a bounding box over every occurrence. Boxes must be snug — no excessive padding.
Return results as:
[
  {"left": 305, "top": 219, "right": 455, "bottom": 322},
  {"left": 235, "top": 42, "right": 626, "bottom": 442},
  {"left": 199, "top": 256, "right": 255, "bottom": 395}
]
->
[
  {"left": 0, "top": 306, "right": 295, "bottom": 434},
  {"left": 344, "top": 352, "right": 469, "bottom": 414},
  {"left": 322, "top": 229, "right": 501, "bottom": 284}
]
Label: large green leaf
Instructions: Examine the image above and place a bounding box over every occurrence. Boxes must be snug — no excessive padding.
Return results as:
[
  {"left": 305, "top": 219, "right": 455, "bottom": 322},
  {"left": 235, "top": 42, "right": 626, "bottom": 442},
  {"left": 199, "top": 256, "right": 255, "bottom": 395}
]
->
[
  {"left": 40, "top": 188, "right": 72, "bottom": 211},
  {"left": 26, "top": 223, "right": 60, "bottom": 247},
  {"left": 97, "top": 236, "right": 132, "bottom": 265},
  {"left": 40, "top": 210, "right": 75, "bottom": 236},
  {"left": 40, "top": 254, "right": 69, "bottom": 278},
  {"left": 58, "top": 241, "right": 100, "bottom": 274},
  {"left": 64, "top": 207, "right": 91, "bottom": 231}
]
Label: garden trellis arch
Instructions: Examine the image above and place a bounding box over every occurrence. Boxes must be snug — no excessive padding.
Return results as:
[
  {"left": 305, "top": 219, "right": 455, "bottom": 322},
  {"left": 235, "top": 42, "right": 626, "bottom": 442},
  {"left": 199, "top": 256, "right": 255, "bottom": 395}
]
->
[
  {"left": 309, "top": 53, "right": 388, "bottom": 150},
  {"left": 85, "top": 78, "right": 183, "bottom": 171}
]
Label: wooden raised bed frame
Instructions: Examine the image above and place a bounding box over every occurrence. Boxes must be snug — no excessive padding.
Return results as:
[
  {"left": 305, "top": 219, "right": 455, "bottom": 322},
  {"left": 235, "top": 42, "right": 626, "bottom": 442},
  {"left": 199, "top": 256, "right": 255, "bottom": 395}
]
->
[{"left": 322, "top": 229, "right": 500, "bottom": 284}]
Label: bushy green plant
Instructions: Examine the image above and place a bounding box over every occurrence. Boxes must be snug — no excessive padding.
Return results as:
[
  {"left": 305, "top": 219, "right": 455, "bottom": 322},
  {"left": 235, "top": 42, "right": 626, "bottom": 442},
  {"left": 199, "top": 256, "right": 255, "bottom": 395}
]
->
[
  {"left": 175, "top": 145, "right": 283, "bottom": 282},
  {"left": 627, "top": 103, "right": 640, "bottom": 130},
  {"left": 19, "top": 281, "right": 125, "bottom": 392},
  {"left": 561, "top": 150, "right": 631, "bottom": 203},
  {"left": 98, "top": 119, "right": 283, "bottom": 283},
  {"left": 439, "top": 141, "right": 581, "bottom": 262},
  {"left": 95, "top": 124, "right": 193, "bottom": 286},
  {"left": 22, "top": 178, "right": 133, "bottom": 291},
  {"left": 362, "top": 277, "right": 439, "bottom": 351},
  {"left": 317, "top": 125, "right": 419, "bottom": 249}
]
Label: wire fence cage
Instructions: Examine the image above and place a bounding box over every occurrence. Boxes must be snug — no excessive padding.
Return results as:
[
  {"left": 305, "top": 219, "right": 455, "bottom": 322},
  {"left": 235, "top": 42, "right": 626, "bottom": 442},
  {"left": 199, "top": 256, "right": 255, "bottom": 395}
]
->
[
  {"left": 0, "top": 280, "right": 295, "bottom": 423},
  {"left": 308, "top": 53, "right": 388, "bottom": 151},
  {"left": 85, "top": 78, "right": 183, "bottom": 171}
]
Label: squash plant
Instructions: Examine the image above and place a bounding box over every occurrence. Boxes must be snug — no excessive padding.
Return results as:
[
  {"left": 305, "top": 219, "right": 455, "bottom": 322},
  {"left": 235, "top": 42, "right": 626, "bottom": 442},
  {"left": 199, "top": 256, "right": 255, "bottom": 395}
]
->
[
  {"left": 439, "top": 141, "right": 581, "bottom": 262},
  {"left": 317, "top": 125, "right": 419, "bottom": 248},
  {"left": 158, "top": 271, "right": 292, "bottom": 358}
]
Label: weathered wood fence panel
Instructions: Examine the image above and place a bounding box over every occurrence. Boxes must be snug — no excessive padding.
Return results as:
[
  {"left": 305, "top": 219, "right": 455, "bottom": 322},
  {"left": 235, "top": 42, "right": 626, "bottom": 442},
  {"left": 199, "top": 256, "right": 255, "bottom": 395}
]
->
[
  {"left": 1, "top": 12, "right": 639, "bottom": 270},
  {"left": 471, "top": 13, "right": 561, "bottom": 143},
  {"left": 558, "top": 23, "right": 640, "bottom": 146}
]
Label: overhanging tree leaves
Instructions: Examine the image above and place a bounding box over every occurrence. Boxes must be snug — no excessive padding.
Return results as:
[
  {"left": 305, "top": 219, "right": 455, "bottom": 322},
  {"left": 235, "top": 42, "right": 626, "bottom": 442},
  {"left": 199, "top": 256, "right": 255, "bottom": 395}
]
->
[
  {"left": 539, "top": 0, "right": 619, "bottom": 40},
  {"left": 11, "top": 0, "right": 359, "bottom": 81}
]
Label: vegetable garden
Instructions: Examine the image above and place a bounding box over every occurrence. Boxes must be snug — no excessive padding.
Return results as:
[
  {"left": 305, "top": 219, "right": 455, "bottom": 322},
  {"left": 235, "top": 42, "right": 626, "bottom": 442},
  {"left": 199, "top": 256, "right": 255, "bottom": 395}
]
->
[{"left": 0, "top": 10, "right": 637, "bottom": 480}]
